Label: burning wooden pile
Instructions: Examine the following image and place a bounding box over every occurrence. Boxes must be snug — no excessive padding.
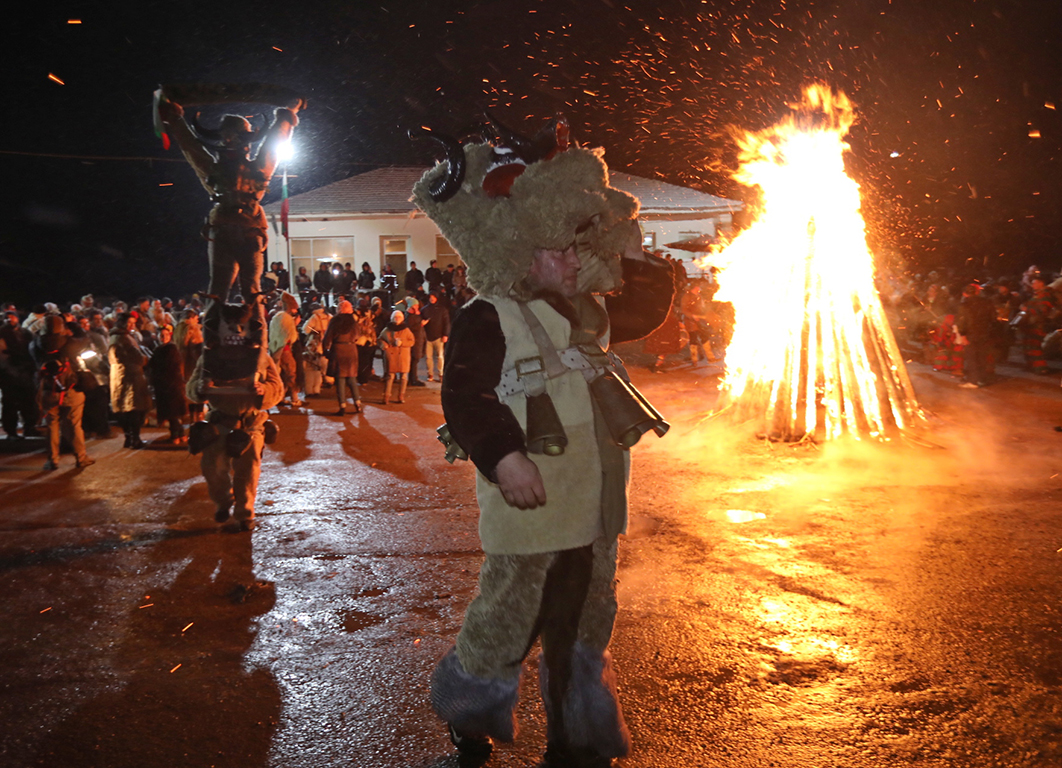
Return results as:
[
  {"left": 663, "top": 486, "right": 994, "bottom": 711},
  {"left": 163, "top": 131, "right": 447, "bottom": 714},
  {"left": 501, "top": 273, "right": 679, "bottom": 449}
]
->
[{"left": 708, "top": 85, "right": 923, "bottom": 442}]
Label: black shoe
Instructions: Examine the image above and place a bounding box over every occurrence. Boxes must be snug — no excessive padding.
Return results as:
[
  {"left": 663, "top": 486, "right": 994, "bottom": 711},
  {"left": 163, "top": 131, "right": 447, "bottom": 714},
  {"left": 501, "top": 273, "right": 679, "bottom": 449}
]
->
[
  {"left": 238, "top": 518, "right": 256, "bottom": 532},
  {"left": 215, "top": 507, "right": 232, "bottom": 523},
  {"left": 539, "top": 745, "right": 613, "bottom": 768},
  {"left": 409, "top": 379, "right": 427, "bottom": 387},
  {"left": 447, "top": 724, "right": 492, "bottom": 757},
  {"left": 42, "top": 460, "right": 58, "bottom": 471}
]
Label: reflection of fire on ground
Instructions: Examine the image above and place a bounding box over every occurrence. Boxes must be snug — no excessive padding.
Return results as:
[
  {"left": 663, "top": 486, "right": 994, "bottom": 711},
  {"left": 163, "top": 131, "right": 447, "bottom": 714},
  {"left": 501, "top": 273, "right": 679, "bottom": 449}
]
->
[{"left": 703, "top": 84, "right": 924, "bottom": 443}]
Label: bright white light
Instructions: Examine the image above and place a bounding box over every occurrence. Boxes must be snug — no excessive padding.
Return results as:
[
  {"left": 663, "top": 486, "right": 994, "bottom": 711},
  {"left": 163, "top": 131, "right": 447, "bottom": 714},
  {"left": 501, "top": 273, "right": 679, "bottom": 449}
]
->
[
  {"left": 276, "top": 139, "right": 295, "bottom": 163},
  {"left": 889, "top": 151, "right": 901, "bottom": 158},
  {"left": 79, "top": 350, "right": 98, "bottom": 360}
]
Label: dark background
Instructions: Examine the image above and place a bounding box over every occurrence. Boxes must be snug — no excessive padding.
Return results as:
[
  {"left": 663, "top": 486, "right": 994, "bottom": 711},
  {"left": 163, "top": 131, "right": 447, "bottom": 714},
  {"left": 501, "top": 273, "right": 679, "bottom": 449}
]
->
[{"left": 3, "top": 0, "right": 1061, "bottom": 306}]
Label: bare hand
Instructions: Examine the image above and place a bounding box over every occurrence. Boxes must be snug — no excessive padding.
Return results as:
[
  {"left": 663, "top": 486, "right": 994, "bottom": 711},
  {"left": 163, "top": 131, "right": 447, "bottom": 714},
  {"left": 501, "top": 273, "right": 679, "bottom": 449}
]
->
[{"left": 495, "top": 451, "right": 547, "bottom": 509}]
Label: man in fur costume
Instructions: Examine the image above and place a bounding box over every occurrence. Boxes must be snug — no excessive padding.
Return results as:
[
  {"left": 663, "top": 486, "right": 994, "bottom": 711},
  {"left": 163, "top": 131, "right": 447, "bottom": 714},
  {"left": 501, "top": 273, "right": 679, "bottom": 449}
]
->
[
  {"left": 186, "top": 300, "right": 283, "bottom": 531},
  {"left": 412, "top": 115, "right": 673, "bottom": 767}
]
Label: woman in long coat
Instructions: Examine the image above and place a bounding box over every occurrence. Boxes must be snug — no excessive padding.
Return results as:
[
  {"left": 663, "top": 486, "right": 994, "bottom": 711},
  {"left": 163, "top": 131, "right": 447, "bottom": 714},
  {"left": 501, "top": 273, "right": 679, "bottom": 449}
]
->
[
  {"left": 173, "top": 309, "right": 204, "bottom": 422},
  {"left": 147, "top": 324, "right": 188, "bottom": 443},
  {"left": 322, "top": 299, "right": 362, "bottom": 415},
  {"left": 378, "top": 310, "right": 414, "bottom": 405},
  {"left": 109, "top": 312, "right": 152, "bottom": 448}
]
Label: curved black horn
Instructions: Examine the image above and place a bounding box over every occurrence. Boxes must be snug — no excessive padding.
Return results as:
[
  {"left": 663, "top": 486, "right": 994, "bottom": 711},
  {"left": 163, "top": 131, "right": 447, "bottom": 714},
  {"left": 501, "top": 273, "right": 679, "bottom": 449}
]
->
[
  {"left": 189, "top": 112, "right": 224, "bottom": 145},
  {"left": 483, "top": 110, "right": 535, "bottom": 160},
  {"left": 409, "top": 127, "right": 466, "bottom": 203}
]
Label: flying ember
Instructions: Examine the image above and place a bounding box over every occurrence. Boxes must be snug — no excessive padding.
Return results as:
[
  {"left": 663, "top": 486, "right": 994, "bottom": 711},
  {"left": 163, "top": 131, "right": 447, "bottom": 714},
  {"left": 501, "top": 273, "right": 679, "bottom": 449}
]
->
[{"left": 708, "top": 84, "right": 923, "bottom": 442}]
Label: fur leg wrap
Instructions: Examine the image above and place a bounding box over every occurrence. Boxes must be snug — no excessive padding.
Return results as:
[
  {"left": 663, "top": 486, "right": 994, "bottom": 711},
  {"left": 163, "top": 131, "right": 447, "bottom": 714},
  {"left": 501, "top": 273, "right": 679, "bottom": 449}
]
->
[
  {"left": 539, "top": 642, "right": 631, "bottom": 758},
  {"left": 431, "top": 647, "right": 520, "bottom": 743}
]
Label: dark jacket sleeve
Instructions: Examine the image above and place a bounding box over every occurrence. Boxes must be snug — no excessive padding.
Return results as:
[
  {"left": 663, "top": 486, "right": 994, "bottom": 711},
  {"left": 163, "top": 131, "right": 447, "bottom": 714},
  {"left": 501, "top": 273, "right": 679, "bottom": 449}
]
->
[
  {"left": 441, "top": 300, "right": 526, "bottom": 481},
  {"left": 605, "top": 254, "right": 677, "bottom": 344}
]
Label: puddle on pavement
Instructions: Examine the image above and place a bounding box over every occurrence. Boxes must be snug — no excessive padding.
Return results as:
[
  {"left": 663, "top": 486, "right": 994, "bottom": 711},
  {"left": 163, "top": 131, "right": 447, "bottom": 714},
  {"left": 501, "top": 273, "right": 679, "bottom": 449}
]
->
[{"left": 341, "top": 609, "right": 385, "bottom": 632}]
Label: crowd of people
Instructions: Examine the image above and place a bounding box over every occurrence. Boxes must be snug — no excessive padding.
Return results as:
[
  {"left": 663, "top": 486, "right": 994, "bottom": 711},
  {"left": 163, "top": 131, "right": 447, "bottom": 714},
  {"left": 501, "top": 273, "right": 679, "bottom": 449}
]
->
[
  {"left": 4, "top": 258, "right": 1060, "bottom": 471},
  {"left": 880, "top": 263, "right": 1062, "bottom": 388},
  {"left": 0, "top": 261, "right": 464, "bottom": 469}
]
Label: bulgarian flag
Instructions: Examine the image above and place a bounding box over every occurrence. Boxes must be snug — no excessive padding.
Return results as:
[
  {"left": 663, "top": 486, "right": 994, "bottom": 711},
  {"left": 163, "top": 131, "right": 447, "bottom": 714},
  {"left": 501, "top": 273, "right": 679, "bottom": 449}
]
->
[
  {"left": 280, "top": 168, "right": 290, "bottom": 239},
  {"left": 152, "top": 88, "right": 171, "bottom": 150}
]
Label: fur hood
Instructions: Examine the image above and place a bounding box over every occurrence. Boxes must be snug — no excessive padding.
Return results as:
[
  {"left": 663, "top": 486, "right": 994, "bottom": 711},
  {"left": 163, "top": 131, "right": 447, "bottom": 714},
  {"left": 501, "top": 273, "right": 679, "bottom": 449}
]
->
[{"left": 412, "top": 142, "right": 638, "bottom": 299}]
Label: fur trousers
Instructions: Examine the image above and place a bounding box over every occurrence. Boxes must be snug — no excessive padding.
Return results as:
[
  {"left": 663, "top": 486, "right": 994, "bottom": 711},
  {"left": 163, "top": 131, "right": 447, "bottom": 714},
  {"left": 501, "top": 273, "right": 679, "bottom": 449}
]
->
[{"left": 430, "top": 537, "right": 630, "bottom": 757}]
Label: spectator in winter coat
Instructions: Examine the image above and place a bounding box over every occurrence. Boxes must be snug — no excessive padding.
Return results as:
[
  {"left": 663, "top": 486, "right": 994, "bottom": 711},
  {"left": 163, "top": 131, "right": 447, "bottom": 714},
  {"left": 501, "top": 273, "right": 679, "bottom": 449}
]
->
[
  {"left": 174, "top": 310, "right": 205, "bottom": 423},
  {"left": 147, "top": 324, "right": 189, "bottom": 442},
  {"left": 420, "top": 292, "right": 451, "bottom": 382},
  {"left": 0, "top": 310, "right": 40, "bottom": 439},
  {"left": 294, "top": 266, "right": 313, "bottom": 300},
  {"left": 405, "top": 261, "right": 425, "bottom": 294},
  {"left": 268, "top": 292, "right": 302, "bottom": 407},
  {"left": 354, "top": 298, "right": 378, "bottom": 385},
  {"left": 314, "top": 263, "right": 335, "bottom": 306},
  {"left": 397, "top": 297, "right": 426, "bottom": 387},
  {"left": 33, "top": 317, "right": 93, "bottom": 469},
  {"left": 956, "top": 283, "right": 997, "bottom": 388},
  {"left": 322, "top": 299, "right": 362, "bottom": 415},
  {"left": 301, "top": 303, "right": 332, "bottom": 396},
  {"left": 378, "top": 310, "right": 414, "bottom": 405},
  {"left": 109, "top": 313, "right": 152, "bottom": 448},
  {"left": 357, "top": 262, "right": 376, "bottom": 292}
]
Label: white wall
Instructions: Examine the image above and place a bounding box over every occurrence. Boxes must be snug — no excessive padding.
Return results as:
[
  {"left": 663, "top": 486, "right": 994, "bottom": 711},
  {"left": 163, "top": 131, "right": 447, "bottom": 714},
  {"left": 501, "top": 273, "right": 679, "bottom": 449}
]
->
[{"left": 267, "top": 210, "right": 733, "bottom": 280}]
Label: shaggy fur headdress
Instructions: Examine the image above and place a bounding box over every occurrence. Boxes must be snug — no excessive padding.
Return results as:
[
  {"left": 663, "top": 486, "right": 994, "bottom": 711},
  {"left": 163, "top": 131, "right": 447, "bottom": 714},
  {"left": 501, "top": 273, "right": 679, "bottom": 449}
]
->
[{"left": 410, "top": 116, "right": 639, "bottom": 299}]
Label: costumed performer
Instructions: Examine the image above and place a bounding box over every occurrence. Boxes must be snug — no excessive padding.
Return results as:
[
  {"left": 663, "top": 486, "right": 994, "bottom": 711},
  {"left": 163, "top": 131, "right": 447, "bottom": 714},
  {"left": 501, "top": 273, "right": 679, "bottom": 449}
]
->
[{"left": 411, "top": 113, "right": 674, "bottom": 768}]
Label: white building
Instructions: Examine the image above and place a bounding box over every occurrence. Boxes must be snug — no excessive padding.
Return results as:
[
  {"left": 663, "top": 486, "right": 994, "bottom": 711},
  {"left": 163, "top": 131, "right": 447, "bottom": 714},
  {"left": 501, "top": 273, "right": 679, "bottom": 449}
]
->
[{"left": 264, "top": 166, "right": 741, "bottom": 288}]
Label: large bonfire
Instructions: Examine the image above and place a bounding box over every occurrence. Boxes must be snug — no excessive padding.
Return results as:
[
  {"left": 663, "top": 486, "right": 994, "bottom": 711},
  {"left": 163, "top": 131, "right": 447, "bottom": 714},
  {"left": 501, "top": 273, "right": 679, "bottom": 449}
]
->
[{"left": 710, "top": 85, "right": 923, "bottom": 442}]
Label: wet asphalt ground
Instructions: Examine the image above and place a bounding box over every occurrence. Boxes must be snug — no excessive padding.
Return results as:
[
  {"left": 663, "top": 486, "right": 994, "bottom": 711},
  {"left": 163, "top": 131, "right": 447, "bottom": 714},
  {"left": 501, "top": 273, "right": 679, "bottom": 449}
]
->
[{"left": 2, "top": 353, "right": 1062, "bottom": 768}]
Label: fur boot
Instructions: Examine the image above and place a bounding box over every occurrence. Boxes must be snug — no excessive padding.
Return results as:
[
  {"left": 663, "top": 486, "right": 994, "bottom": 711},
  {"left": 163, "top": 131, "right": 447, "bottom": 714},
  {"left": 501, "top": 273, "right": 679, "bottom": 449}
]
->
[
  {"left": 538, "top": 642, "right": 630, "bottom": 759},
  {"left": 431, "top": 647, "right": 521, "bottom": 743},
  {"left": 383, "top": 377, "right": 393, "bottom": 405},
  {"left": 398, "top": 378, "right": 408, "bottom": 403}
]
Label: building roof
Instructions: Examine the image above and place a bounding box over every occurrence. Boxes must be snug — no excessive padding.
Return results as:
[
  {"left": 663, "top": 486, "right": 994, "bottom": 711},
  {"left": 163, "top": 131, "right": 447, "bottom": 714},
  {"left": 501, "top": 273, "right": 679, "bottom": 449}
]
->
[
  {"left": 265, "top": 166, "right": 741, "bottom": 217},
  {"left": 608, "top": 172, "right": 740, "bottom": 214}
]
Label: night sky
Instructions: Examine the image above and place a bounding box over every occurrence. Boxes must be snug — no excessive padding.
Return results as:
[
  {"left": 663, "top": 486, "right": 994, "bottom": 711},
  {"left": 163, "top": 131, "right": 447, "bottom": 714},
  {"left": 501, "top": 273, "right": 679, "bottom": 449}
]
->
[{"left": 4, "top": 0, "right": 1061, "bottom": 306}]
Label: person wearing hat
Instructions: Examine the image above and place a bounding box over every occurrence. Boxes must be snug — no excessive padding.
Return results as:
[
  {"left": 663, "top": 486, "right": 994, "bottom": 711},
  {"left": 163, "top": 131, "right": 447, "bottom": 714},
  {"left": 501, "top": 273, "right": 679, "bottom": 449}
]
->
[
  {"left": 322, "top": 300, "right": 363, "bottom": 414},
  {"left": 33, "top": 315, "right": 93, "bottom": 469},
  {"left": 412, "top": 115, "right": 673, "bottom": 767},
  {"left": 377, "top": 310, "right": 414, "bottom": 404}
]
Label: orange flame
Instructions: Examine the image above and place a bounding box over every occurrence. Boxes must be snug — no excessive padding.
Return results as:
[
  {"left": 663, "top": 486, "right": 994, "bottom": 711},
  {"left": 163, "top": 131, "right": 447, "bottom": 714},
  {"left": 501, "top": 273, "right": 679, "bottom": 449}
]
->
[{"left": 708, "top": 84, "right": 922, "bottom": 442}]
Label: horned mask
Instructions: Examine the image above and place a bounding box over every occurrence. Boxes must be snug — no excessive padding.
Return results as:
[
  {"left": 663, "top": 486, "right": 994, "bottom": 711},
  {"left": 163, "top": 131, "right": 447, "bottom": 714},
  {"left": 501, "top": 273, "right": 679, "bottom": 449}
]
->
[{"left": 410, "top": 115, "right": 639, "bottom": 299}]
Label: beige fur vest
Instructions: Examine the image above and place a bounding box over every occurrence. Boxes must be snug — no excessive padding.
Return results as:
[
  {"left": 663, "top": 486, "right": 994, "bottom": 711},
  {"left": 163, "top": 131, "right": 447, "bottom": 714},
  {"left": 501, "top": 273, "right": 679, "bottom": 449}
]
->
[{"left": 475, "top": 296, "right": 629, "bottom": 555}]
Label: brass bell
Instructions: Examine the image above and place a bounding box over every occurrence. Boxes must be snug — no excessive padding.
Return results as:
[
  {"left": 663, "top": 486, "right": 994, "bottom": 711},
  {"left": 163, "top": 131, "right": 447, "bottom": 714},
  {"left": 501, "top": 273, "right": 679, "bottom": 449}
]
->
[
  {"left": 589, "top": 371, "right": 670, "bottom": 448},
  {"left": 525, "top": 393, "right": 568, "bottom": 456},
  {"left": 436, "top": 424, "right": 469, "bottom": 464}
]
